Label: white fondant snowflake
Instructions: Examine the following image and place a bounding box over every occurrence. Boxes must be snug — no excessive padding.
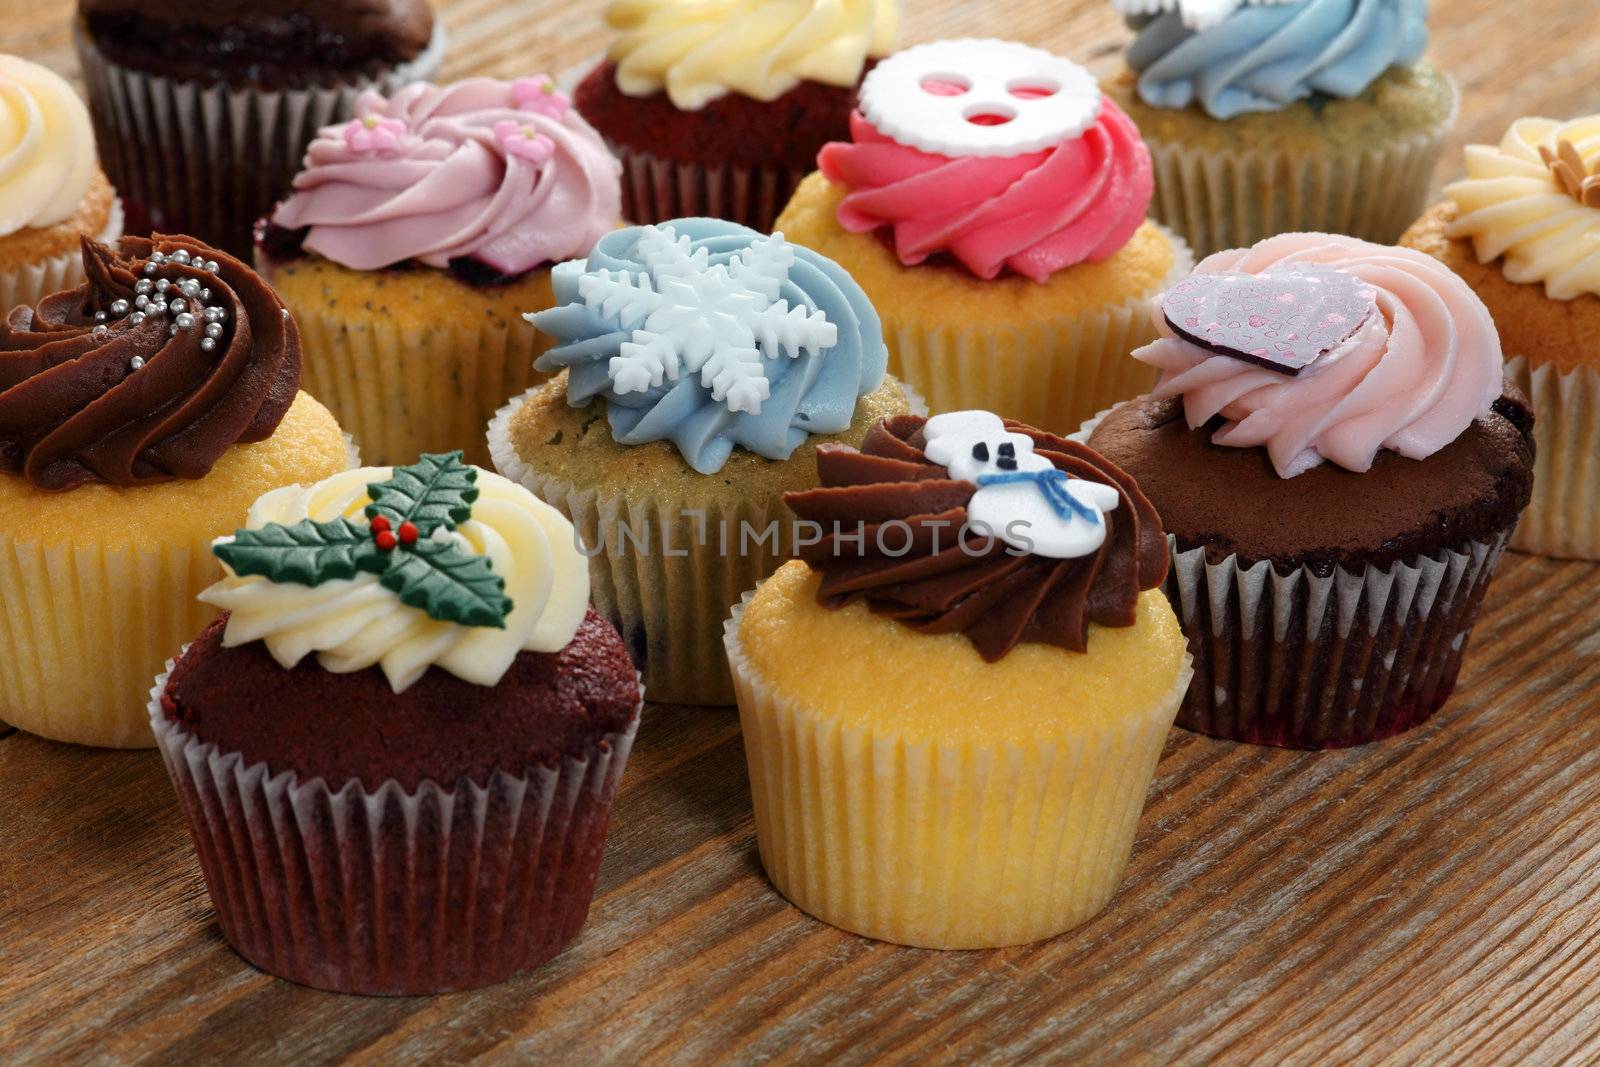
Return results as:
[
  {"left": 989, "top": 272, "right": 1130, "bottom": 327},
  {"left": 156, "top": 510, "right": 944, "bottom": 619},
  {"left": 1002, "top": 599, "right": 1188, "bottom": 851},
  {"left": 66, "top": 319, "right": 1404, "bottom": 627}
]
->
[{"left": 578, "top": 226, "right": 838, "bottom": 415}]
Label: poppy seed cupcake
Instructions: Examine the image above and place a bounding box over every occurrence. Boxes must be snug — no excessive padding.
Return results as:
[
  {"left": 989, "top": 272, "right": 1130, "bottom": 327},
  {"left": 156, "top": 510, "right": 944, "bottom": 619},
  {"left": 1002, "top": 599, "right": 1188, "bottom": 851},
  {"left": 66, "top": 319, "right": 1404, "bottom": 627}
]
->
[{"left": 153, "top": 453, "right": 641, "bottom": 994}]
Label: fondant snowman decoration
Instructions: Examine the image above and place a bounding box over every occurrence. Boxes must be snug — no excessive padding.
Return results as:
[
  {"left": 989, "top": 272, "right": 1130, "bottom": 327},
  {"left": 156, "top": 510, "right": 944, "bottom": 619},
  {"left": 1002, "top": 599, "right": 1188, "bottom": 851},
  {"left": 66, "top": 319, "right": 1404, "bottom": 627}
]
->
[{"left": 923, "top": 411, "right": 1120, "bottom": 558}]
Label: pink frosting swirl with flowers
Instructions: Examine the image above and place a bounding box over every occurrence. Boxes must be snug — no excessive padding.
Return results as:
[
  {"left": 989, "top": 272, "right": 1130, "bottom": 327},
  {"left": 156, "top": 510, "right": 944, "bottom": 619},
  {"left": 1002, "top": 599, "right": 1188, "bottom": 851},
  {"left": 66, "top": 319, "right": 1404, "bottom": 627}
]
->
[
  {"left": 816, "top": 100, "right": 1153, "bottom": 282},
  {"left": 1135, "top": 233, "right": 1504, "bottom": 479},
  {"left": 271, "top": 78, "right": 621, "bottom": 275}
]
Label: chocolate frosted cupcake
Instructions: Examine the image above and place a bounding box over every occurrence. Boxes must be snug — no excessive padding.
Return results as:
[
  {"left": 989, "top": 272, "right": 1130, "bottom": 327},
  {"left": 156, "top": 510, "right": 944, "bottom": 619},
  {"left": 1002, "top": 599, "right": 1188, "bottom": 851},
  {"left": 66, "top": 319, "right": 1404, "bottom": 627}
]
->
[
  {"left": 152, "top": 454, "right": 642, "bottom": 995},
  {"left": 260, "top": 77, "right": 622, "bottom": 466},
  {"left": 0, "top": 233, "right": 351, "bottom": 747},
  {"left": 1082, "top": 232, "right": 1534, "bottom": 748},
  {"left": 75, "top": 0, "right": 446, "bottom": 258},
  {"left": 575, "top": 0, "right": 895, "bottom": 230},
  {"left": 728, "top": 410, "right": 1191, "bottom": 948}
]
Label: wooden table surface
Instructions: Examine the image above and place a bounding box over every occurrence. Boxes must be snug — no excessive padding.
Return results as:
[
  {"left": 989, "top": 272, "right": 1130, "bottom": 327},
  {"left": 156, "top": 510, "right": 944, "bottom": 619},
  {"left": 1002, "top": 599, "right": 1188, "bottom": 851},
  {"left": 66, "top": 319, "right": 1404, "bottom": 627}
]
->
[{"left": 6, "top": 1, "right": 1600, "bottom": 1063}]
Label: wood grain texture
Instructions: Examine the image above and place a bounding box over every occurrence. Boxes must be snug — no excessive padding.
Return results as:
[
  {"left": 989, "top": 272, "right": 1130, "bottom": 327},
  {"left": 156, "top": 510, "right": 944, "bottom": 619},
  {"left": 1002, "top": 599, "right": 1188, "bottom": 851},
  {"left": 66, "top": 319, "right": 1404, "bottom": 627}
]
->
[{"left": 4, "top": 1, "right": 1600, "bottom": 1064}]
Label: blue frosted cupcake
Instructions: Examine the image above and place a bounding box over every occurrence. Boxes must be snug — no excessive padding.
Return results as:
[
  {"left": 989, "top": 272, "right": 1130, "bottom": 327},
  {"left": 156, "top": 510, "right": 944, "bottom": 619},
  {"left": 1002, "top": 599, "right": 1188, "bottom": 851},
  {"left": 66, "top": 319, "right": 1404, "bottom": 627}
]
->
[{"left": 488, "top": 217, "right": 921, "bottom": 704}]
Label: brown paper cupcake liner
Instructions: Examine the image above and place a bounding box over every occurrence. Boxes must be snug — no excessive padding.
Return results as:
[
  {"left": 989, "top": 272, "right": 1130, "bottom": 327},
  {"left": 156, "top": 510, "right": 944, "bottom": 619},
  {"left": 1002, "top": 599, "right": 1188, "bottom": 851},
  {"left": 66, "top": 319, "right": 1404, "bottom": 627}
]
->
[
  {"left": 1505, "top": 356, "right": 1600, "bottom": 560},
  {"left": 613, "top": 141, "right": 809, "bottom": 233},
  {"left": 1073, "top": 406, "right": 1511, "bottom": 747},
  {"left": 487, "top": 384, "right": 926, "bottom": 705},
  {"left": 0, "top": 199, "right": 125, "bottom": 314},
  {"left": 148, "top": 658, "right": 641, "bottom": 995},
  {"left": 1144, "top": 81, "right": 1458, "bottom": 257},
  {"left": 74, "top": 25, "right": 447, "bottom": 258}
]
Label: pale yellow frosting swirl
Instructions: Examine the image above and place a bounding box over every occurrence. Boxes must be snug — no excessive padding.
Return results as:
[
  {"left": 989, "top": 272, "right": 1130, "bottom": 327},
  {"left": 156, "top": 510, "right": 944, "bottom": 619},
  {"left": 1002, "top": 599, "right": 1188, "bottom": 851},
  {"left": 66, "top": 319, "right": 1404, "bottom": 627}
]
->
[
  {"left": 201, "top": 467, "right": 591, "bottom": 693},
  {"left": 0, "top": 55, "right": 97, "bottom": 237},
  {"left": 607, "top": 0, "right": 897, "bottom": 110},
  {"left": 1445, "top": 115, "right": 1600, "bottom": 300}
]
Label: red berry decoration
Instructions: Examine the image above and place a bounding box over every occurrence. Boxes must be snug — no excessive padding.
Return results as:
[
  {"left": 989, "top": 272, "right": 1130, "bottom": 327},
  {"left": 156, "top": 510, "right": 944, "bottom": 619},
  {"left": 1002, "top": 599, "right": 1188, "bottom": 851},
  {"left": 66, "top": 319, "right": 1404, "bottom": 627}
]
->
[
  {"left": 398, "top": 520, "right": 419, "bottom": 545},
  {"left": 375, "top": 529, "right": 398, "bottom": 551},
  {"left": 370, "top": 514, "right": 392, "bottom": 533}
]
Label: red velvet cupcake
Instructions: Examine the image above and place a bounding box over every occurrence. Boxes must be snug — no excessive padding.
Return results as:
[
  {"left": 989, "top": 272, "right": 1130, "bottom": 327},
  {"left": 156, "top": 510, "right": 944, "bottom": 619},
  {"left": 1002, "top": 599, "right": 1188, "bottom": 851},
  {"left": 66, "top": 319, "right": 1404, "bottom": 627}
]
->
[
  {"left": 149, "top": 453, "right": 641, "bottom": 995},
  {"left": 574, "top": 0, "right": 897, "bottom": 230}
]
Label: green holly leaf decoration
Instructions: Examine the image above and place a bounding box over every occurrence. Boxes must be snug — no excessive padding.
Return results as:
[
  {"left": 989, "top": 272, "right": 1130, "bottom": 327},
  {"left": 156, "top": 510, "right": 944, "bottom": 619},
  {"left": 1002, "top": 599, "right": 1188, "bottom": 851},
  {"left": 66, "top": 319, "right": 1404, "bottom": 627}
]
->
[
  {"left": 378, "top": 536, "right": 513, "bottom": 629},
  {"left": 215, "top": 518, "right": 386, "bottom": 586},
  {"left": 365, "top": 451, "right": 479, "bottom": 536}
]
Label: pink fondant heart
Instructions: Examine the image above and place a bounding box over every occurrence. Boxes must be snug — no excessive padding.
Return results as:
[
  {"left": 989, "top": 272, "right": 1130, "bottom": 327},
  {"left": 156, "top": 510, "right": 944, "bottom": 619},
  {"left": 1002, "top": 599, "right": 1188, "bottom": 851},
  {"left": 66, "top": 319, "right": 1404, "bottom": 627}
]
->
[{"left": 1160, "top": 264, "right": 1377, "bottom": 376}]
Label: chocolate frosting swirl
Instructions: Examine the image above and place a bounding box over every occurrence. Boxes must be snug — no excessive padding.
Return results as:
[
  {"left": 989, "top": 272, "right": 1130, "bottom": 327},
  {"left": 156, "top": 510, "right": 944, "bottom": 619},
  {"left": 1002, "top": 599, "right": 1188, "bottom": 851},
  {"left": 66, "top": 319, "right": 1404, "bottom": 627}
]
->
[
  {"left": 0, "top": 235, "right": 300, "bottom": 491},
  {"left": 784, "top": 415, "right": 1168, "bottom": 661}
]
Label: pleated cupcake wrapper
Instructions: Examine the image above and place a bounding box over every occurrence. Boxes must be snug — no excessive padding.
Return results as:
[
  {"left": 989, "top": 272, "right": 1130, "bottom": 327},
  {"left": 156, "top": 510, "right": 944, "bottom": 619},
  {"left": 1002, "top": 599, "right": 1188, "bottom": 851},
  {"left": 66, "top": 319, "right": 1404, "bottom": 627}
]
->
[
  {"left": 486, "top": 383, "right": 926, "bottom": 706},
  {"left": 1072, "top": 406, "right": 1510, "bottom": 748},
  {"left": 283, "top": 281, "right": 553, "bottom": 468},
  {"left": 886, "top": 224, "right": 1194, "bottom": 439},
  {"left": 0, "top": 199, "right": 125, "bottom": 314},
  {"left": 723, "top": 590, "right": 1191, "bottom": 949},
  {"left": 148, "top": 658, "right": 641, "bottom": 996},
  {"left": 74, "top": 25, "right": 447, "bottom": 258},
  {"left": 1143, "top": 84, "right": 1457, "bottom": 258},
  {"left": 614, "top": 141, "right": 810, "bottom": 233},
  {"left": 1505, "top": 355, "right": 1600, "bottom": 560},
  {"left": 0, "top": 434, "right": 358, "bottom": 749}
]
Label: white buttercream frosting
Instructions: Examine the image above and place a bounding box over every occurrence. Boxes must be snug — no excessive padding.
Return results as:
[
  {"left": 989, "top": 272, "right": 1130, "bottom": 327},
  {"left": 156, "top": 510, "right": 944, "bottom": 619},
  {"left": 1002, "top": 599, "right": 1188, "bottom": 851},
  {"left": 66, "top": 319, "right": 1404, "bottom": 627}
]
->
[{"left": 0, "top": 54, "right": 97, "bottom": 236}]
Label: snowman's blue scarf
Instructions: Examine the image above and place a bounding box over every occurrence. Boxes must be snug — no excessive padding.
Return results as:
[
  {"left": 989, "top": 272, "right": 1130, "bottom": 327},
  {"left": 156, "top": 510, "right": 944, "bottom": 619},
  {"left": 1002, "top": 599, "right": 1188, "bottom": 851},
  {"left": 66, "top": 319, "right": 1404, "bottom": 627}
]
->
[{"left": 976, "top": 470, "right": 1103, "bottom": 525}]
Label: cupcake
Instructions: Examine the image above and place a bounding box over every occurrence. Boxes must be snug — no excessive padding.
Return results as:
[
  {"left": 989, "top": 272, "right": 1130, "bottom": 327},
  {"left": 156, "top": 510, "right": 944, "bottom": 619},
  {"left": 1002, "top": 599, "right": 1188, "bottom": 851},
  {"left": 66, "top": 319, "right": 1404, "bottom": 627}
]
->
[
  {"left": 729, "top": 410, "right": 1191, "bottom": 948},
  {"left": 0, "top": 234, "right": 351, "bottom": 748},
  {"left": 774, "top": 39, "right": 1194, "bottom": 438},
  {"left": 258, "top": 77, "right": 623, "bottom": 467},
  {"left": 75, "top": 0, "right": 447, "bottom": 259},
  {"left": 0, "top": 55, "right": 124, "bottom": 313},
  {"left": 1401, "top": 114, "right": 1600, "bottom": 559},
  {"left": 1103, "top": 0, "right": 1457, "bottom": 257},
  {"left": 1081, "top": 232, "right": 1534, "bottom": 748},
  {"left": 491, "top": 216, "right": 920, "bottom": 705},
  {"left": 574, "top": 0, "right": 896, "bottom": 231},
  {"left": 151, "top": 453, "right": 642, "bottom": 994}
]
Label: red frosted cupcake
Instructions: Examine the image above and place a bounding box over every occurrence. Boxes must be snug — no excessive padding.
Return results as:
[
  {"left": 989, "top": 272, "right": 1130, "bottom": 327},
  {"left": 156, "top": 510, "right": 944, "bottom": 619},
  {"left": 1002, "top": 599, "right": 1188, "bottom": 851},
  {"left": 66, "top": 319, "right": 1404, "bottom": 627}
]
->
[
  {"left": 150, "top": 453, "right": 641, "bottom": 994},
  {"left": 574, "top": 0, "right": 896, "bottom": 230}
]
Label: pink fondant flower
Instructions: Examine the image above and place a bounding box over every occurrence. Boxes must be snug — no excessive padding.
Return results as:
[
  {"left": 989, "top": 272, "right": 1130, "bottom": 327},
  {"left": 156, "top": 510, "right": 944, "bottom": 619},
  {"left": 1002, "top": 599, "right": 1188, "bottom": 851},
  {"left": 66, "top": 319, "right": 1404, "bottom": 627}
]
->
[
  {"left": 510, "top": 77, "right": 571, "bottom": 119},
  {"left": 494, "top": 120, "right": 555, "bottom": 164},
  {"left": 344, "top": 115, "right": 406, "bottom": 153}
]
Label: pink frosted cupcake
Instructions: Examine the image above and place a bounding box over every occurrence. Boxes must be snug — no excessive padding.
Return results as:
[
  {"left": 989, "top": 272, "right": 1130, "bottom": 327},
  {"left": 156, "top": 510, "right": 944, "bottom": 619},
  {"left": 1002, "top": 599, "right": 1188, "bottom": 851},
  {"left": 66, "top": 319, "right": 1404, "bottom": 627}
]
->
[{"left": 256, "top": 77, "right": 623, "bottom": 465}]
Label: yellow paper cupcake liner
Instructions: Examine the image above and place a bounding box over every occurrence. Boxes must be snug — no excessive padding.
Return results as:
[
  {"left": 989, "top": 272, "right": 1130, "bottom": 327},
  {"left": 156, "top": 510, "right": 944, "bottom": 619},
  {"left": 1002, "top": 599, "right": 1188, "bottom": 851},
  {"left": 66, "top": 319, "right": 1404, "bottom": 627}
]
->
[
  {"left": 1506, "top": 356, "right": 1600, "bottom": 560},
  {"left": 724, "top": 591, "right": 1190, "bottom": 949},
  {"left": 0, "top": 200, "right": 124, "bottom": 315},
  {"left": 885, "top": 225, "right": 1193, "bottom": 438}
]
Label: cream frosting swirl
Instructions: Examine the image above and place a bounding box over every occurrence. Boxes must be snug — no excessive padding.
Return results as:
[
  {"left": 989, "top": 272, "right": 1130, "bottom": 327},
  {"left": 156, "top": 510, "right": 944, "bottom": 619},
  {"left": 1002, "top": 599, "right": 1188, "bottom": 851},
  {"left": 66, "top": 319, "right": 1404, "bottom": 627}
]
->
[
  {"left": 1445, "top": 115, "right": 1600, "bottom": 301},
  {"left": 0, "top": 55, "right": 97, "bottom": 237},
  {"left": 201, "top": 466, "right": 591, "bottom": 693},
  {"left": 1135, "top": 232, "right": 1502, "bottom": 478},
  {"left": 606, "top": 0, "right": 898, "bottom": 110}
]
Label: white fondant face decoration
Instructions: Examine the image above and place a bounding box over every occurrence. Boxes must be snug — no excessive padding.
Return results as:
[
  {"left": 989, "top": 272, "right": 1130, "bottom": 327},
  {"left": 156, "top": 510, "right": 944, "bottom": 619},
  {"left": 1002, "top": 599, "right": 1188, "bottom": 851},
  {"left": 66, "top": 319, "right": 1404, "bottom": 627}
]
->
[
  {"left": 923, "top": 411, "right": 1120, "bottom": 559},
  {"left": 859, "top": 39, "right": 1102, "bottom": 159}
]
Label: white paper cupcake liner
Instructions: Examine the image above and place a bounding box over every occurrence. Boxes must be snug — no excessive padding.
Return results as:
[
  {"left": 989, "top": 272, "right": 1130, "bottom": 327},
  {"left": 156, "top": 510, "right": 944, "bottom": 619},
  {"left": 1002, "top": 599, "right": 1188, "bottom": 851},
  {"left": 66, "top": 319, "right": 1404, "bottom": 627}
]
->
[
  {"left": 487, "top": 382, "right": 926, "bottom": 706},
  {"left": 614, "top": 141, "right": 810, "bottom": 233},
  {"left": 1505, "top": 355, "right": 1600, "bottom": 560},
  {"left": 148, "top": 656, "right": 641, "bottom": 996},
  {"left": 74, "top": 24, "right": 447, "bottom": 257},
  {"left": 1144, "top": 79, "right": 1458, "bottom": 257},
  {"left": 0, "top": 199, "right": 125, "bottom": 314},
  {"left": 723, "top": 587, "right": 1192, "bottom": 948},
  {"left": 1073, "top": 405, "right": 1512, "bottom": 747}
]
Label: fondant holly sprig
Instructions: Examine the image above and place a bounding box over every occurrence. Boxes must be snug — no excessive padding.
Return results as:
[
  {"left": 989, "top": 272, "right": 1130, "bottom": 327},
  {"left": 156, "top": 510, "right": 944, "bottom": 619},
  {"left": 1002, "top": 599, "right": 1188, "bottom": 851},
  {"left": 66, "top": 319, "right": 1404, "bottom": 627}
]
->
[{"left": 214, "top": 453, "right": 513, "bottom": 628}]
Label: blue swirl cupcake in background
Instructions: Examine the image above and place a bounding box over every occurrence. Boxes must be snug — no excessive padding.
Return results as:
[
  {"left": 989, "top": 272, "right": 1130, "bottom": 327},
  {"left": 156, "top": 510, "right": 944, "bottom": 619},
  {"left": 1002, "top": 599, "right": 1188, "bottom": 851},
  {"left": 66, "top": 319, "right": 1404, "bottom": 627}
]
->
[
  {"left": 1102, "top": 0, "right": 1457, "bottom": 255},
  {"left": 488, "top": 217, "right": 922, "bottom": 705}
]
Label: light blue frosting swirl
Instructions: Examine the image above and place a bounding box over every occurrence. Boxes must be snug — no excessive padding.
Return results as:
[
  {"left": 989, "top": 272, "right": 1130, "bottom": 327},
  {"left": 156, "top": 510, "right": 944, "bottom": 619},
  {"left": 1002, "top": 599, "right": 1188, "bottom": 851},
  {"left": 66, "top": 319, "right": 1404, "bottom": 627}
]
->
[
  {"left": 1126, "top": 0, "right": 1430, "bottom": 120},
  {"left": 531, "top": 217, "right": 887, "bottom": 475}
]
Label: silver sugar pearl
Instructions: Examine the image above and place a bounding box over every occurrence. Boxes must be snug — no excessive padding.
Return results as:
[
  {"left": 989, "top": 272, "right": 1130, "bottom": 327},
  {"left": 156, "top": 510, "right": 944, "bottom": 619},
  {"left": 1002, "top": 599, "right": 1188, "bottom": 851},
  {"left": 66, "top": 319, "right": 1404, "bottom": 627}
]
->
[
  {"left": 128, "top": 312, "right": 145, "bottom": 325},
  {"left": 148, "top": 300, "right": 166, "bottom": 315},
  {"left": 200, "top": 337, "right": 217, "bottom": 353},
  {"left": 205, "top": 322, "right": 223, "bottom": 339},
  {"left": 93, "top": 311, "right": 107, "bottom": 322},
  {"left": 155, "top": 278, "right": 170, "bottom": 292},
  {"left": 169, "top": 298, "right": 186, "bottom": 314},
  {"left": 143, "top": 262, "right": 157, "bottom": 276},
  {"left": 175, "top": 312, "right": 196, "bottom": 330},
  {"left": 134, "top": 295, "right": 148, "bottom": 310},
  {"left": 148, "top": 251, "right": 165, "bottom": 264},
  {"left": 91, "top": 324, "right": 108, "bottom": 337},
  {"left": 169, "top": 323, "right": 180, "bottom": 336},
  {"left": 171, "top": 249, "right": 191, "bottom": 264},
  {"left": 204, "top": 307, "right": 225, "bottom": 323},
  {"left": 130, "top": 356, "right": 145, "bottom": 371},
  {"left": 179, "top": 279, "right": 200, "bottom": 297},
  {"left": 199, "top": 288, "right": 212, "bottom": 301},
  {"left": 110, "top": 299, "right": 129, "bottom": 316},
  {"left": 204, "top": 260, "right": 219, "bottom": 272},
  {"left": 134, "top": 279, "right": 153, "bottom": 294}
]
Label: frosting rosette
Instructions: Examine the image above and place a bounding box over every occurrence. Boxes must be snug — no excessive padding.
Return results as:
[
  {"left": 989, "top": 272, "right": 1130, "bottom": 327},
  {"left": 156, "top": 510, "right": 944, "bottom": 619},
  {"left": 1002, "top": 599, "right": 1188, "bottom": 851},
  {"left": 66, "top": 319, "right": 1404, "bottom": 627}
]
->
[
  {"left": 0, "top": 54, "right": 98, "bottom": 237},
  {"left": 0, "top": 235, "right": 299, "bottom": 491},
  {"left": 605, "top": 0, "right": 897, "bottom": 110},
  {"left": 1122, "top": 0, "right": 1429, "bottom": 120},
  {"left": 783, "top": 411, "right": 1167, "bottom": 660},
  {"left": 1445, "top": 114, "right": 1600, "bottom": 301},
  {"left": 529, "top": 217, "right": 887, "bottom": 474},
  {"left": 818, "top": 40, "right": 1153, "bottom": 282},
  {"left": 200, "top": 455, "right": 591, "bottom": 694},
  {"left": 1134, "top": 232, "right": 1503, "bottom": 479},
  {"left": 271, "top": 77, "right": 621, "bottom": 275}
]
